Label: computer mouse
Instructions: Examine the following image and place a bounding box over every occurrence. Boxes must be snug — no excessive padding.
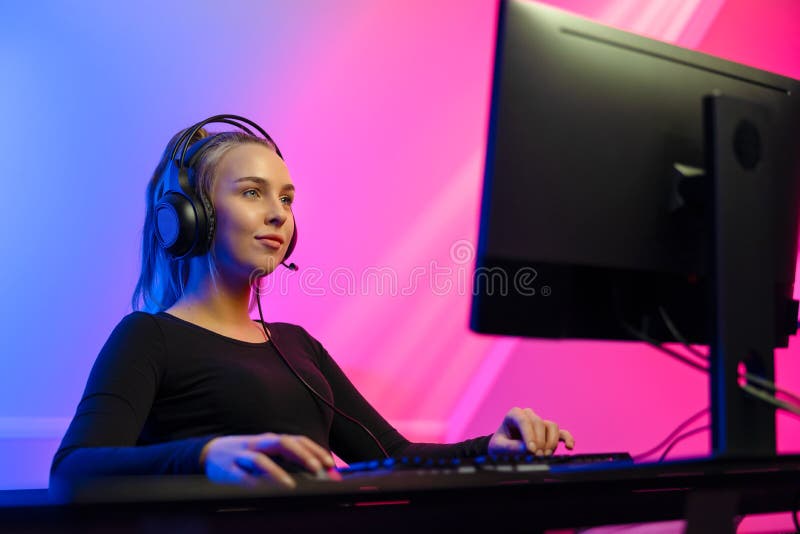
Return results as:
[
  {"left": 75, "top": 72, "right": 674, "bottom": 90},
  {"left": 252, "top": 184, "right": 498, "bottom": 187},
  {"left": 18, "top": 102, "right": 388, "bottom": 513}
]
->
[{"left": 299, "top": 466, "right": 342, "bottom": 482}]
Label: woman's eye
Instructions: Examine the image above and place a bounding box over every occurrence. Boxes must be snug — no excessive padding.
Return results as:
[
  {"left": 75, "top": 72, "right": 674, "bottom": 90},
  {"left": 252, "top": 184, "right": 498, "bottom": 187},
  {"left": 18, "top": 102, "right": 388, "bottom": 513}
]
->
[
  {"left": 243, "top": 189, "right": 260, "bottom": 199},
  {"left": 280, "top": 195, "right": 294, "bottom": 206}
]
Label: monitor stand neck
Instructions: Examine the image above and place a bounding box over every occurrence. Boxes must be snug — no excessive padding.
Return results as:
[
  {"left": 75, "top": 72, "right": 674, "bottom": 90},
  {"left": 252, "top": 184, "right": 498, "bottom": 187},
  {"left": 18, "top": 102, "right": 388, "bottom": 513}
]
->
[{"left": 705, "top": 94, "right": 776, "bottom": 457}]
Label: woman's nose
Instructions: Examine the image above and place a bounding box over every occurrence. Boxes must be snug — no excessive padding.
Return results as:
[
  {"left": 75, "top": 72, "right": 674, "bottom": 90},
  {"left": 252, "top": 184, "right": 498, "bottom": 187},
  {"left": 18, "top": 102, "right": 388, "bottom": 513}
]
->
[
  {"left": 265, "top": 198, "right": 288, "bottom": 226},
  {"left": 268, "top": 213, "right": 286, "bottom": 226}
]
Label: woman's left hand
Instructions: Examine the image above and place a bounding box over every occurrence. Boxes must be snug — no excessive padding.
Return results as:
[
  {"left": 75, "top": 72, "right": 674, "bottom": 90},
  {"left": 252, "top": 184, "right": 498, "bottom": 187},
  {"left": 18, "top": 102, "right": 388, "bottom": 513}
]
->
[{"left": 488, "top": 407, "right": 575, "bottom": 456}]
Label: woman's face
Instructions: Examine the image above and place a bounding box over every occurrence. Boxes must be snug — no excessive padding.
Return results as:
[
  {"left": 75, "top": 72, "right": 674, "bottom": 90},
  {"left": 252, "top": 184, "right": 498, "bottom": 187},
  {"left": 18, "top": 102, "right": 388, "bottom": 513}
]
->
[{"left": 209, "top": 143, "right": 295, "bottom": 280}]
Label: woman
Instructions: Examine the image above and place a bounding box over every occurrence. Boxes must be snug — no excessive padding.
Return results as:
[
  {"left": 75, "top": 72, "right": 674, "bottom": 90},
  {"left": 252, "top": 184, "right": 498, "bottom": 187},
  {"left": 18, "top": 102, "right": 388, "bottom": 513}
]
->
[{"left": 50, "top": 115, "right": 574, "bottom": 489}]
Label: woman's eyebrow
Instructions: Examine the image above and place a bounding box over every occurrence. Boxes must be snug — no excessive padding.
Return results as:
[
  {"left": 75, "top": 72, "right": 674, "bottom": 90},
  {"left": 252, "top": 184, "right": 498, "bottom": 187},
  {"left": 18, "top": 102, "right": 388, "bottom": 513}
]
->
[{"left": 233, "top": 176, "right": 295, "bottom": 191}]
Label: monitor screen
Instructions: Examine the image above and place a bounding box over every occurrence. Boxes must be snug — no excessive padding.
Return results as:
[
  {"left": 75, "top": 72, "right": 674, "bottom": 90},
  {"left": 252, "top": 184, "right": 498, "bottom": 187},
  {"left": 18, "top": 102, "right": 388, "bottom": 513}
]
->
[{"left": 471, "top": 0, "right": 800, "bottom": 345}]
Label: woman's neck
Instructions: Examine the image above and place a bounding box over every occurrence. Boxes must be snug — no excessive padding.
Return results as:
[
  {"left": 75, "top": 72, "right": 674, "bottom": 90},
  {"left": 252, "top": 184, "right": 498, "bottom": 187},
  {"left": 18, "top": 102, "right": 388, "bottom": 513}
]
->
[{"left": 168, "top": 257, "right": 255, "bottom": 327}]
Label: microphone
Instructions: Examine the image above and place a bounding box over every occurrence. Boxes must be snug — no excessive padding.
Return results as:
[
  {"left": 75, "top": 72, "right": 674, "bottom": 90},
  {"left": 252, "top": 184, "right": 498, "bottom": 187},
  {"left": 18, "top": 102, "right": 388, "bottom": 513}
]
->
[{"left": 281, "top": 261, "right": 298, "bottom": 271}]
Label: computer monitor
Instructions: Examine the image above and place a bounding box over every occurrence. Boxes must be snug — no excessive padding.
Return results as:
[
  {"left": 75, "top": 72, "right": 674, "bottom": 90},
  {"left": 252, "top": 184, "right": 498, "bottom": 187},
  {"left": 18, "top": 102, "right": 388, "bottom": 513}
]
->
[{"left": 470, "top": 0, "right": 800, "bottom": 458}]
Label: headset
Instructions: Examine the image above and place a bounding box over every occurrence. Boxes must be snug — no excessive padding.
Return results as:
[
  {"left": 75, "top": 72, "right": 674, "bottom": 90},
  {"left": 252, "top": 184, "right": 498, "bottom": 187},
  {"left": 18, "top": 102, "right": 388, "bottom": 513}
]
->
[{"left": 153, "top": 114, "right": 297, "bottom": 269}]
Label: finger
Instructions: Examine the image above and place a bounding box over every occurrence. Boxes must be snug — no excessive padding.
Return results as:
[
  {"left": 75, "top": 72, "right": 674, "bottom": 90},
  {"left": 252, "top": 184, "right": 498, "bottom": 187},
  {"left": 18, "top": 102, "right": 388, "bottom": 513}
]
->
[
  {"left": 272, "top": 435, "right": 325, "bottom": 473},
  {"left": 524, "top": 408, "right": 547, "bottom": 454},
  {"left": 252, "top": 434, "right": 332, "bottom": 472},
  {"left": 543, "top": 420, "right": 560, "bottom": 455},
  {"left": 225, "top": 456, "right": 271, "bottom": 487},
  {"left": 559, "top": 429, "right": 576, "bottom": 450},
  {"left": 504, "top": 407, "right": 536, "bottom": 453},
  {"left": 236, "top": 451, "right": 296, "bottom": 488},
  {"left": 251, "top": 432, "right": 280, "bottom": 450},
  {"left": 296, "top": 435, "right": 335, "bottom": 468}
]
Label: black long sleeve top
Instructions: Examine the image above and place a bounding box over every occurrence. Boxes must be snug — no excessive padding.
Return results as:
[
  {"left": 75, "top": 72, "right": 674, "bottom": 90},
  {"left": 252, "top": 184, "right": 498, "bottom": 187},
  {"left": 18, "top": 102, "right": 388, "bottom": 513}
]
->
[{"left": 50, "top": 312, "right": 490, "bottom": 483}]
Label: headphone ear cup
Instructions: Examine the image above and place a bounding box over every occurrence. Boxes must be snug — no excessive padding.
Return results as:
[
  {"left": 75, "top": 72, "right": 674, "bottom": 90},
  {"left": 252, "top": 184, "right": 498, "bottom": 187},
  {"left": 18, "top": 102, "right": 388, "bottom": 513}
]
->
[
  {"left": 154, "top": 164, "right": 211, "bottom": 259},
  {"left": 155, "top": 191, "right": 199, "bottom": 257}
]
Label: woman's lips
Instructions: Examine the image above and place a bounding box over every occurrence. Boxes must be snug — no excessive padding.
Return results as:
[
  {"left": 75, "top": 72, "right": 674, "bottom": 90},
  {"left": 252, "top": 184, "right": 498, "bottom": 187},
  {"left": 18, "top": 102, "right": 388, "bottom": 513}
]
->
[{"left": 256, "top": 237, "right": 282, "bottom": 249}]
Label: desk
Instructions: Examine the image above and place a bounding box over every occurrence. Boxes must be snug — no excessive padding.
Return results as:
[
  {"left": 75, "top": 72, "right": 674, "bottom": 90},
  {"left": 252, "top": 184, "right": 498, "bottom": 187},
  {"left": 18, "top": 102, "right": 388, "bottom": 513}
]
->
[{"left": 3, "top": 456, "right": 799, "bottom": 533}]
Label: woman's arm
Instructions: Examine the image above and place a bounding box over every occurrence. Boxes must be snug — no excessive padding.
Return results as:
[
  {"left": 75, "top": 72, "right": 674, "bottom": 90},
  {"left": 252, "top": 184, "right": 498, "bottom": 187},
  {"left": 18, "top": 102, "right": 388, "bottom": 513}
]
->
[{"left": 50, "top": 313, "right": 216, "bottom": 485}]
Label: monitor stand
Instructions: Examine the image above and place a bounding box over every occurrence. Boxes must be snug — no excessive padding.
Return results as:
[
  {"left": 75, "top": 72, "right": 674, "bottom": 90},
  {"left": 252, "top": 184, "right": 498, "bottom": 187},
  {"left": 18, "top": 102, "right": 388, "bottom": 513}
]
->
[{"left": 705, "top": 94, "right": 776, "bottom": 457}]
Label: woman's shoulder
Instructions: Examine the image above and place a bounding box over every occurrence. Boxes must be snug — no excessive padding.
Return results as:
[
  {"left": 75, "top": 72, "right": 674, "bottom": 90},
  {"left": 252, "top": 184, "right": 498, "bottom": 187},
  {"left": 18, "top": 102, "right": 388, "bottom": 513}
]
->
[
  {"left": 113, "top": 310, "right": 162, "bottom": 332},
  {"left": 260, "top": 320, "right": 312, "bottom": 340},
  {"left": 91, "top": 312, "right": 169, "bottom": 372},
  {"left": 103, "top": 311, "right": 167, "bottom": 348},
  {"left": 258, "top": 321, "right": 326, "bottom": 352}
]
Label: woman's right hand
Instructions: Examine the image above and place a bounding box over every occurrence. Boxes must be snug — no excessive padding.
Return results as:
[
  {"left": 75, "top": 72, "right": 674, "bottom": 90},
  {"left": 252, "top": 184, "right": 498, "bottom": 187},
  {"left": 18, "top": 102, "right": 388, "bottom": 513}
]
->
[{"left": 199, "top": 433, "right": 335, "bottom": 488}]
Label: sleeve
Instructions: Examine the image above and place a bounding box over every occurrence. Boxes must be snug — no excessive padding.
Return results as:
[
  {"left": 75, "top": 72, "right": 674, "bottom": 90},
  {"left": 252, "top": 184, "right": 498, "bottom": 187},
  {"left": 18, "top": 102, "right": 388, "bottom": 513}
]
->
[
  {"left": 299, "top": 328, "right": 492, "bottom": 464},
  {"left": 50, "top": 313, "right": 216, "bottom": 485}
]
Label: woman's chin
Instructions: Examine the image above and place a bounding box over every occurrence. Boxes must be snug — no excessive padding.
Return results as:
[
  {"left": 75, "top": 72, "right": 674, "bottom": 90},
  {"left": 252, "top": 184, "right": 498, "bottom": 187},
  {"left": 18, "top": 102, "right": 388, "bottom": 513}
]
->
[{"left": 247, "top": 258, "right": 280, "bottom": 281}]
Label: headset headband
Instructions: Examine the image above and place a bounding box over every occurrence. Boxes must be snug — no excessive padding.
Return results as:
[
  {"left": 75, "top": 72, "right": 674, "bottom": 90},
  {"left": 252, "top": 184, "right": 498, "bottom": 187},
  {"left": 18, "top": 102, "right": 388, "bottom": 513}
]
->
[{"left": 170, "top": 114, "right": 284, "bottom": 167}]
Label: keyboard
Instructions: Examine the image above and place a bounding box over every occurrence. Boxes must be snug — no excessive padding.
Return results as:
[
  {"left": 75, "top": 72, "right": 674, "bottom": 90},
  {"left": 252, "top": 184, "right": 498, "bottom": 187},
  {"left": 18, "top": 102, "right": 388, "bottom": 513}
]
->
[{"left": 339, "top": 452, "right": 633, "bottom": 478}]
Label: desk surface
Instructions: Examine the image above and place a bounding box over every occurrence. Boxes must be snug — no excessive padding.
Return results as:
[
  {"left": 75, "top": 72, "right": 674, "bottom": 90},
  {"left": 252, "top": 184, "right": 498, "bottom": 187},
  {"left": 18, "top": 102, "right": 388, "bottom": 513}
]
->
[{"left": 3, "top": 455, "right": 800, "bottom": 533}]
